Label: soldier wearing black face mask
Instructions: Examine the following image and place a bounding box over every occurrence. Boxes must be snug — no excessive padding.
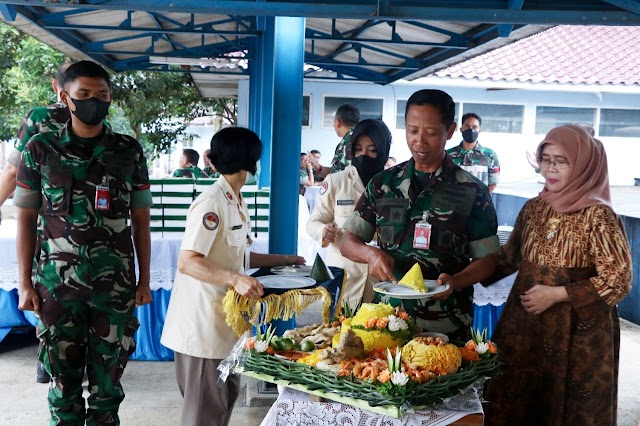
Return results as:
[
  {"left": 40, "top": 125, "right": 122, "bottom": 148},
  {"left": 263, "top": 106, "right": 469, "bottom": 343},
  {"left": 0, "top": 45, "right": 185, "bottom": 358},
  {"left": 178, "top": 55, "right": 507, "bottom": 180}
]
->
[
  {"left": 307, "top": 119, "right": 392, "bottom": 305},
  {"left": 14, "top": 60, "right": 153, "bottom": 425},
  {"left": 447, "top": 112, "right": 501, "bottom": 193}
]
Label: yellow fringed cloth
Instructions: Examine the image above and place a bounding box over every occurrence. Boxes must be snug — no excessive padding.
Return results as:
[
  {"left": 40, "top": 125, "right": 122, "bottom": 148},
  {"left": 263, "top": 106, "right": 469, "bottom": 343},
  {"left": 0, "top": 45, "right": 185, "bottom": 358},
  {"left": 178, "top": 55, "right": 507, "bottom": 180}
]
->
[{"left": 223, "top": 287, "right": 332, "bottom": 336}]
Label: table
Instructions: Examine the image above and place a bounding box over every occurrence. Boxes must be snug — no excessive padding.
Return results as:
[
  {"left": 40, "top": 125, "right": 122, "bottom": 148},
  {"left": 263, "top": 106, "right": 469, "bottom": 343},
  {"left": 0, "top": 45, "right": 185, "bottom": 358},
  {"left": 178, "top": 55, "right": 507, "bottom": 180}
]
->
[
  {"left": 0, "top": 227, "right": 38, "bottom": 342},
  {"left": 261, "top": 385, "right": 484, "bottom": 425},
  {"left": 472, "top": 273, "right": 517, "bottom": 339}
]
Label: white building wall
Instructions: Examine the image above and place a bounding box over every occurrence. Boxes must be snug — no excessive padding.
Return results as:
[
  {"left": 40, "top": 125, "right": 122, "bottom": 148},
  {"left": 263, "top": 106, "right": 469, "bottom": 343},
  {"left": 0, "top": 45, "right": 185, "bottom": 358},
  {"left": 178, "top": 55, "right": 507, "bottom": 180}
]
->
[{"left": 238, "top": 78, "right": 640, "bottom": 186}]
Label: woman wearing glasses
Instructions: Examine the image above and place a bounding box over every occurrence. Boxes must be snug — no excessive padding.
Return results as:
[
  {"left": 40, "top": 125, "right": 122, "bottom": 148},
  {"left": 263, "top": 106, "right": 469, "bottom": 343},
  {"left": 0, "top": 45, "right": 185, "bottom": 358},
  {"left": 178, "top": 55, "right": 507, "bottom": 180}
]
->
[{"left": 483, "top": 125, "right": 632, "bottom": 426}]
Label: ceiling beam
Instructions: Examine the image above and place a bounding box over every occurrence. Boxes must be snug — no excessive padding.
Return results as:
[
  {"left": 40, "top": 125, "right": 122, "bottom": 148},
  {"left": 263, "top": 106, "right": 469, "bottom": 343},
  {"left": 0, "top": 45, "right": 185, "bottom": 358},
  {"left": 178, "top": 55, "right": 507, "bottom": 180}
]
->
[
  {"left": 0, "top": 4, "right": 17, "bottom": 21},
  {"left": 498, "top": 0, "right": 525, "bottom": 37},
  {"left": 41, "top": 22, "right": 258, "bottom": 37},
  {"left": 1, "top": 1, "right": 639, "bottom": 24},
  {"left": 600, "top": 0, "right": 640, "bottom": 15},
  {"left": 386, "top": 23, "right": 524, "bottom": 82},
  {"left": 305, "top": 28, "right": 467, "bottom": 49}
]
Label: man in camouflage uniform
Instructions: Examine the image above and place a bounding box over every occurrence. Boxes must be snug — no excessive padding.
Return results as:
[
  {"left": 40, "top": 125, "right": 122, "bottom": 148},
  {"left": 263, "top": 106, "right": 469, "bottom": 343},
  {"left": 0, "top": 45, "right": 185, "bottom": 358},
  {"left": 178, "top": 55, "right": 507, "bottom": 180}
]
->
[
  {"left": 310, "top": 104, "right": 360, "bottom": 177},
  {"left": 202, "top": 148, "right": 220, "bottom": 178},
  {"left": 0, "top": 63, "right": 72, "bottom": 213},
  {"left": 15, "top": 60, "right": 153, "bottom": 425},
  {"left": 172, "top": 148, "right": 207, "bottom": 178},
  {"left": 0, "top": 63, "right": 72, "bottom": 383},
  {"left": 446, "top": 112, "right": 500, "bottom": 192},
  {"left": 340, "top": 90, "right": 499, "bottom": 341}
]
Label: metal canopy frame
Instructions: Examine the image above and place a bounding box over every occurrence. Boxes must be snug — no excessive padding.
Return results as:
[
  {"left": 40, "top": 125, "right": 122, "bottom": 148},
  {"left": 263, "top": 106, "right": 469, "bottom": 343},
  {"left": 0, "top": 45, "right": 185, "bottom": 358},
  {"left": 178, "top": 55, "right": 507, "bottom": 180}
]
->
[{"left": 1, "top": 1, "right": 640, "bottom": 85}]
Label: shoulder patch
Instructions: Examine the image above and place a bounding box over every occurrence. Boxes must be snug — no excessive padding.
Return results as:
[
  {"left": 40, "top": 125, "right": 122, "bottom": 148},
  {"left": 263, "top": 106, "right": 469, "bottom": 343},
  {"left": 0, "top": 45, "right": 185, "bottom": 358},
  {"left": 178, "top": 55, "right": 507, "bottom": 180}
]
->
[
  {"left": 319, "top": 181, "right": 329, "bottom": 195},
  {"left": 203, "top": 212, "right": 219, "bottom": 231}
]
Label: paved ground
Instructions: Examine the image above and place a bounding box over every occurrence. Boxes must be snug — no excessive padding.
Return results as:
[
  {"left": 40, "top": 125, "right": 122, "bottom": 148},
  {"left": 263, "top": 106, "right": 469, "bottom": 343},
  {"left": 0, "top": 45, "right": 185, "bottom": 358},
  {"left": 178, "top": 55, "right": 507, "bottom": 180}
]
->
[{"left": 1, "top": 316, "right": 640, "bottom": 425}]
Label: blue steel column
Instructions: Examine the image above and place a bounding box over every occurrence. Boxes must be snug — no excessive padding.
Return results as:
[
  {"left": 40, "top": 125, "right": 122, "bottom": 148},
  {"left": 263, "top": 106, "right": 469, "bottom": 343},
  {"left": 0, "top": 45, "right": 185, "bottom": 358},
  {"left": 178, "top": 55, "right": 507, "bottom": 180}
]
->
[
  {"left": 268, "top": 16, "right": 305, "bottom": 255},
  {"left": 247, "top": 38, "right": 260, "bottom": 134},
  {"left": 258, "top": 17, "right": 275, "bottom": 189}
]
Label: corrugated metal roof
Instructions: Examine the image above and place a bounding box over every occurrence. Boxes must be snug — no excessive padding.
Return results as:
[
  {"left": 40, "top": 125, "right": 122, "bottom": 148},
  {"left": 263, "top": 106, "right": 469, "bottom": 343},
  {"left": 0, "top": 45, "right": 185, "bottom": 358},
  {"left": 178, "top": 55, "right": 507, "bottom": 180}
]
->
[
  {"left": 2, "top": 1, "right": 640, "bottom": 97},
  {"left": 436, "top": 25, "right": 640, "bottom": 86}
]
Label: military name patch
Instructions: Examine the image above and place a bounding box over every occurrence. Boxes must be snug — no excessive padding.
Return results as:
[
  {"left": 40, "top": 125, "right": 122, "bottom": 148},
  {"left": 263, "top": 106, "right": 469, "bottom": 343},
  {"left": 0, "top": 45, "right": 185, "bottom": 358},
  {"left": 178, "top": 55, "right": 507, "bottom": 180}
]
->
[
  {"left": 319, "top": 181, "right": 329, "bottom": 195},
  {"left": 203, "top": 212, "right": 219, "bottom": 230},
  {"left": 337, "top": 199, "right": 354, "bottom": 205}
]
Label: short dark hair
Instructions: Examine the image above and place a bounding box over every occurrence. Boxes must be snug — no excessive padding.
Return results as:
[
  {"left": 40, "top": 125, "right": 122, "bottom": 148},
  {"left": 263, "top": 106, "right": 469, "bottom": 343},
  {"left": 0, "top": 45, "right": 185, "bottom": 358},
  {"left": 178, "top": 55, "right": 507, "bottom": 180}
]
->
[
  {"left": 405, "top": 89, "right": 455, "bottom": 128},
  {"left": 310, "top": 149, "right": 320, "bottom": 155},
  {"left": 56, "top": 62, "right": 73, "bottom": 84},
  {"left": 210, "top": 127, "right": 262, "bottom": 175},
  {"left": 461, "top": 113, "right": 482, "bottom": 126},
  {"left": 182, "top": 148, "right": 199, "bottom": 166},
  {"left": 335, "top": 104, "right": 360, "bottom": 126},
  {"left": 300, "top": 152, "right": 307, "bottom": 158},
  {"left": 59, "top": 60, "right": 110, "bottom": 89}
]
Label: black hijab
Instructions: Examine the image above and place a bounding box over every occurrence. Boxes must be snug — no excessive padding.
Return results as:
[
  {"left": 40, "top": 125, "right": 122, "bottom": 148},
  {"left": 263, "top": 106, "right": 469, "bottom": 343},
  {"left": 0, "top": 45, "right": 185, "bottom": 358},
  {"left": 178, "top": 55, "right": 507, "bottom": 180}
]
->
[{"left": 349, "top": 119, "right": 392, "bottom": 186}]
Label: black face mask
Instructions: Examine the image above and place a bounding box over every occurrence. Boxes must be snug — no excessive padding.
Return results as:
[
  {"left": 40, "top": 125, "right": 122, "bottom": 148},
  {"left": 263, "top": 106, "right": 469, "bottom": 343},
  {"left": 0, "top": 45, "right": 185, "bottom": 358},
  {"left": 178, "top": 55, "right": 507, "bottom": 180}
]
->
[
  {"left": 351, "top": 155, "right": 380, "bottom": 187},
  {"left": 68, "top": 96, "right": 110, "bottom": 126},
  {"left": 461, "top": 129, "right": 479, "bottom": 143}
]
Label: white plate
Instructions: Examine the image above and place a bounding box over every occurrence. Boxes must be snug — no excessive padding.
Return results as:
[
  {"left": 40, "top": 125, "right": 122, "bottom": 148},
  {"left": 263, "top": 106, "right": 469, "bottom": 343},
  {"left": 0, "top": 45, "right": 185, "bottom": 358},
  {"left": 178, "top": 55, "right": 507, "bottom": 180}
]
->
[
  {"left": 270, "top": 265, "right": 313, "bottom": 276},
  {"left": 373, "top": 282, "right": 450, "bottom": 299},
  {"left": 257, "top": 275, "right": 316, "bottom": 289}
]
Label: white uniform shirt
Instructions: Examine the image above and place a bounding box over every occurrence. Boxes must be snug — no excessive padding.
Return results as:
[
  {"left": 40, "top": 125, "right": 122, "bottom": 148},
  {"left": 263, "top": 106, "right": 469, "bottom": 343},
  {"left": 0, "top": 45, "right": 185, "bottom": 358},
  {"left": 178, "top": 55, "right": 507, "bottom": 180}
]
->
[
  {"left": 161, "top": 175, "right": 252, "bottom": 359},
  {"left": 306, "top": 165, "right": 376, "bottom": 304}
]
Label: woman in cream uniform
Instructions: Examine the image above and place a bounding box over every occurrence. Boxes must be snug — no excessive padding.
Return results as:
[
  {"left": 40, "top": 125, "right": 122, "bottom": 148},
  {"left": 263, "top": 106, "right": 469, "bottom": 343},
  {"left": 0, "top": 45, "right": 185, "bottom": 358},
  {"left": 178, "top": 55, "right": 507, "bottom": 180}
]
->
[
  {"left": 161, "top": 127, "right": 304, "bottom": 426},
  {"left": 307, "top": 119, "right": 392, "bottom": 306}
]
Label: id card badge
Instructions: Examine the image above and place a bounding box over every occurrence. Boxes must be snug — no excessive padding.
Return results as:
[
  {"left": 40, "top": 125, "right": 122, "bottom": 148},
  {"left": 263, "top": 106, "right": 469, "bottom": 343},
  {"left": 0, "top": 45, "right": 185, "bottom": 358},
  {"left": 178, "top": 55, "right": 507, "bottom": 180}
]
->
[
  {"left": 95, "top": 177, "right": 110, "bottom": 211},
  {"left": 413, "top": 211, "right": 432, "bottom": 249}
]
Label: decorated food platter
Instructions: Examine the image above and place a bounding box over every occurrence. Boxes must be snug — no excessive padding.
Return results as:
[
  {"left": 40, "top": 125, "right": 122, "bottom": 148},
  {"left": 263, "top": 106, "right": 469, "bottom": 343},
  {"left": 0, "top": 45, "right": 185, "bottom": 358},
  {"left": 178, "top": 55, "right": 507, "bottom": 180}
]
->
[
  {"left": 229, "top": 302, "right": 500, "bottom": 419},
  {"left": 256, "top": 275, "right": 316, "bottom": 289},
  {"left": 373, "top": 282, "right": 450, "bottom": 299}
]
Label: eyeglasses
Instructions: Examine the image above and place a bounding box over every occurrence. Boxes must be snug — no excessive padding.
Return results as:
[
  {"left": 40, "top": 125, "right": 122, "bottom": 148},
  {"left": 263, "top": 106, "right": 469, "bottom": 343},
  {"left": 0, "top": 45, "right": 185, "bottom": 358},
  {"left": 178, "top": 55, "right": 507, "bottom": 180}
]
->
[{"left": 538, "top": 158, "right": 570, "bottom": 169}]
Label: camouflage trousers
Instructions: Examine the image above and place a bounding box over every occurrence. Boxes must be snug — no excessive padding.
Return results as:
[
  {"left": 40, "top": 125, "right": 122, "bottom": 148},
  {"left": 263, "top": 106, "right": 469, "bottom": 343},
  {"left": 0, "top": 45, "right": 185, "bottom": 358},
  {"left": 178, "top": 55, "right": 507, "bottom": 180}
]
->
[{"left": 36, "top": 286, "right": 138, "bottom": 426}]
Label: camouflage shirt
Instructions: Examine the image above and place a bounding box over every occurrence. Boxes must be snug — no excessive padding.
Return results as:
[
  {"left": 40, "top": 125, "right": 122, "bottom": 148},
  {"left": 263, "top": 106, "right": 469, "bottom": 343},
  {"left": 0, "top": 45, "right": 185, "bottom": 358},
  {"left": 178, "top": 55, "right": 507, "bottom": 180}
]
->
[
  {"left": 14, "top": 125, "right": 153, "bottom": 300},
  {"left": 202, "top": 165, "right": 220, "bottom": 178},
  {"left": 446, "top": 142, "right": 500, "bottom": 186},
  {"left": 330, "top": 128, "right": 354, "bottom": 173},
  {"left": 173, "top": 166, "right": 207, "bottom": 179},
  {"left": 8, "top": 103, "right": 70, "bottom": 167},
  {"left": 344, "top": 155, "right": 499, "bottom": 337}
]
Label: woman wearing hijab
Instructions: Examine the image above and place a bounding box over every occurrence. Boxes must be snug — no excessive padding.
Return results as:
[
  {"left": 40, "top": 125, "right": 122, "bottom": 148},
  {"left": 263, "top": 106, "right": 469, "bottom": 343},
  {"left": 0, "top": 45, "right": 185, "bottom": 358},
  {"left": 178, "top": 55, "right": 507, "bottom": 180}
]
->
[
  {"left": 483, "top": 125, "right": 632, "bottom": 425},
  {"left": 306, "top": 119, "right": 392, "bottom": 306}
]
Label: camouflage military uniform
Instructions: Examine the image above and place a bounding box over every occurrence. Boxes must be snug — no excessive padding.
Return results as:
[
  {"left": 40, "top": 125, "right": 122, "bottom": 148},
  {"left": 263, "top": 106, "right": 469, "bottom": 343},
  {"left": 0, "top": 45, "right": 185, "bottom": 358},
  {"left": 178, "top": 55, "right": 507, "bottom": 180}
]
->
[
  {"left": 446, "top": 142, "right": 500, "bottom": 187},
  {"left": 202, "top": 165, "right": 219, "bottom": 178},
  {"left": 14, "top": 124, "right": 153, "bottom": 426},
  {"left": 329, "top": 128, "right": 354, "bottom": 173},
  {"left": 172, "top": 166, "right": 207, "bottom": 178},
  {"left": 344, "top": 155, "right": 499, "bottom": 340},
  {"left": 7, "top": 103, "right": 70, "bottom": 167}
]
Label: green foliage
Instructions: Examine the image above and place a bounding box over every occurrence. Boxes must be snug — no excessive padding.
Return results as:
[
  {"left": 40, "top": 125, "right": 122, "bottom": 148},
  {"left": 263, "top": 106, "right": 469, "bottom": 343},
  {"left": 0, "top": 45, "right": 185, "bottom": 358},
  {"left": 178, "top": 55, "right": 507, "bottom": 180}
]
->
[
  {"left": 110, "top": 70, "right": 237, "bottom": 158},
  {"left": 0, "top": 23, "right": 65, "bottom": 141}
]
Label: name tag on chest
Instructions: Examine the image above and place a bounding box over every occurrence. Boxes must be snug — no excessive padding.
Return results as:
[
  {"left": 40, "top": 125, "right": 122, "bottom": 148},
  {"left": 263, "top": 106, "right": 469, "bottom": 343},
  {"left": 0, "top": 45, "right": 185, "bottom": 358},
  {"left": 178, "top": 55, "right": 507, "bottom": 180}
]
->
[
  {"left": 231, "top": 224, "right": 243, "bottom": 230},
  {"left": 337, "top": 199, "right": 354, "bottom": 206}
]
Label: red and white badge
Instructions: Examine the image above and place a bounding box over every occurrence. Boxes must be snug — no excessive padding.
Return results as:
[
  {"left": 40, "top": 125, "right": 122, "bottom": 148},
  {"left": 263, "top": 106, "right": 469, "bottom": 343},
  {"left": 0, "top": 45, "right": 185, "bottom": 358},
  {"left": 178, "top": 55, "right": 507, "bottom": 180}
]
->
[
  {"left": 413, "top": 222, "right": 431, "bottom": 249},
  {"left": 95, "top": 178, "right": 110, "bottom": 211},
  {"left": 203, "top": 212, "right": 219, "bottom": 231},
  {"left": 319, "top": 181, "right": 329, "bottom": 195}
]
